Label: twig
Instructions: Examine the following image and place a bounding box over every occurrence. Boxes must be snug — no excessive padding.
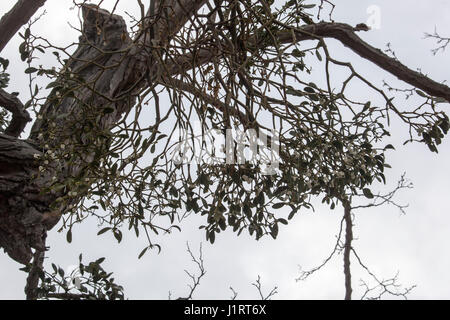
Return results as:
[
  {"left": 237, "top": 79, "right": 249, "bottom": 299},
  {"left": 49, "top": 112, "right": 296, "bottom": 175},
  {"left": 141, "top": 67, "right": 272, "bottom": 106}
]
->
[
  {"left": 176, "top": 242, "right": 206, "bottom": 300},
  {"left": 251, "top": 275, "right": 278, "bottom": 300},
  {"left": 353, "top": 249, "right": 416, "bottom": 300},
  {"left": 229, "top": 286, "right": 238, "bottom": 300}
]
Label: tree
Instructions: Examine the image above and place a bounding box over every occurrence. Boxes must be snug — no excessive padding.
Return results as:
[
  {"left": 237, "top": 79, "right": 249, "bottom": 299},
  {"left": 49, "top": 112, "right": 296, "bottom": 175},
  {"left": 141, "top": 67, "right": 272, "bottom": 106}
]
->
[{"left": 0, "top": 0, "right": 449, "bottom": 300}]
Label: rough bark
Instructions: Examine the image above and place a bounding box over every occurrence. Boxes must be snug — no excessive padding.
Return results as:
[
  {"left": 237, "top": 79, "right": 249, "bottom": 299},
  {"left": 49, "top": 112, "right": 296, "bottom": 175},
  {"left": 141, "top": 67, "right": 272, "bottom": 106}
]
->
[
  {"left": 0, "top": 5, "right": 139, "bottom": 264},
  {"left": 0, "top": 88, "right": 32, "bottom": 137},
  {"left": 342, "top": 199, "right": 353, "bottom": 300},
  {"left": 0, "top": 134, "right": 45, "bottom": 264},
  {"left": 0, "top": 0, "right": 47, "bottom": 53}
]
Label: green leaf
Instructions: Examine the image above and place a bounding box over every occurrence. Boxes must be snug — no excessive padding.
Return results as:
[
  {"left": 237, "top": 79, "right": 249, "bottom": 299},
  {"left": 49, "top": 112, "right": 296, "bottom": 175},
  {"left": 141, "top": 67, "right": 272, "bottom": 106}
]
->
[
  {"left": 103, "top": 107, "right": 115, "bottom": 114},
  {"left": 46, "top": 81, "right": 60, "bottom": 89},
  {"left": 97, "top": 227, "right": 111, "bottom": 235},
  {"left": 416, "top": 90, "right": 428, "bottom": 98},
  {"left": 24, "top": 67, "right": 38, "bottom": 74},
  {"left": 272, "top": 203, "right": 285, "bottom": 209},
  {"left": 66, "top": 229, "right": 72, "bottom": 243},
  {"left": 0, "top": 57, "right": 10, "bottom": 70},
  {"left": 291, "top": 48, "right": 304, "bottom": 58},
  {"left": 113, "top": 230, "right": 122, "bottom": 243},
  {"left": 362, "top": 101, "right": 371, "bottom": 112},
  {"left": 208, "top": 230, "right": 215, "bottom": 244},
  {"left": 270, "top": 223, "right": 279, "bottom": 239},
  {"left": 243, "top": 204, "right": 252, "bottom": 218},
  {"left": 138, "top": 247, "right": 148, "bottom": 259},
  {"left": 362, "top": 188, "right": 374, "bottom": 199},
  {"left": 304, "top": 86, "right": 315, "bottom": 93},
  {"left": 316, "top": 50, "right": 322, "bottom": 61},
  {"left": 288, "top": 208, "right": 298, "bottom": 220},
  {"left": 19, "top": 42, "right": 26, "bottom": 55}
]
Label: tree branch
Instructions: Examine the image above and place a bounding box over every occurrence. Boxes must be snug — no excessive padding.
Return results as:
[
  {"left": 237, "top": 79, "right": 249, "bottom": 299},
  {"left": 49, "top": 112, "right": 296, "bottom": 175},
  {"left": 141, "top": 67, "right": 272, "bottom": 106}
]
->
[
  {"left": 0, "top": 0, "right": 47, "bottom": 53},
  {"left": 278, "top": 22, "right": 450, "bottom": 102},
  {"left": 251, "top": 275, "right": 278, "bottom": 300},
  {"left": 168, "top": 22, "right": 450, "bottom": 103},
  {"left": 159, "top": 76, "right": 253, "bottom": 127},
  {"left": 149, "top": 0, "right": 209, "bottom": 44},
  {"left": 25, "top": 248, "right": 45, "bottom": 300},
  {"left": 0, "top": 88, "right": 31, "bottom": 137},
  {"left": 176, "top": 242, "right": 206, "bottom": 300},
  {"left": 45, "top": 293, "right": 93, "bottom": 300},
  {"left": 342, "top": 198, "right": 353, "bottom": 300}
]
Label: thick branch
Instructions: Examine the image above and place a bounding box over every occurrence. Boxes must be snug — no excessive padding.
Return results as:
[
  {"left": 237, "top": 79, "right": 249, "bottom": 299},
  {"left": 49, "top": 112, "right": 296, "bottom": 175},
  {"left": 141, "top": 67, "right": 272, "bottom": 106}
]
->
[
  {"left": 278, "top": 22, "right": 450, "bottom": 103},
  {"left": 142, "top": 0, "right": 209, "bottom": 45},
  {"left": 0, "top": 134, "right": 45, "bottom": 264},
  {"left": 0, "top": 88, "right": 31, "bottom": 137},
  {"left": 168, "top": 22, "right": 450, "bottom": 103},
  {"left": 25, "top": 248, "right": 45, "bottom": 300},
  {"left": 0, "top": 0, "right": 46, "bottom": 53}
]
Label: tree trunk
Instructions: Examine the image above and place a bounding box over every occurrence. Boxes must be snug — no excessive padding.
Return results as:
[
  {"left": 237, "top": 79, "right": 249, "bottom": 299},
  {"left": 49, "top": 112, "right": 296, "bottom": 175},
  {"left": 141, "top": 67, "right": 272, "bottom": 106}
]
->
[
  {"left": 0, "top": 5, "right": 143, "bottom": 264},
  {"left": 0, "top": 134, "right": 45, "bottom": 264},
  {"left": 0, "top": 0, "right": 208, "bottom": 265}
]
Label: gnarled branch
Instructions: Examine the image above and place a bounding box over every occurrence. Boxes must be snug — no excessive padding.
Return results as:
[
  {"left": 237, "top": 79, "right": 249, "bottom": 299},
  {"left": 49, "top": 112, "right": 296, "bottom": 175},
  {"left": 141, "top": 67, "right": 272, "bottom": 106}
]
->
[
  {"left": 168, "top": 22, "right": 450, "bottom": 103},
  {"left": 278, "top": 22, "right": 450, "bottom": 103},
  {"left": 0, "top": 88, "right": 31, "bottom": 137},
  {"left": 0, "top": 0, "right": 46, "bottom": 53}
]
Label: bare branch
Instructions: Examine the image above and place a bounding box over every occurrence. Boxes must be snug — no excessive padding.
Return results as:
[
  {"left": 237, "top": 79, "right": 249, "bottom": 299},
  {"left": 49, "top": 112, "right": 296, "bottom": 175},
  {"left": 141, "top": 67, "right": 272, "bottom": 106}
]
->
[
  {"left": 229, "top": 286, "right": 238, "bottom": 300},
  {"left": 0, "top": 0, "right": 47, "bottom": 53},
  {"left": 251, "top": 275, "right": 278, "bottom": 300},
  {"left": 276, "top": 22, "right": 450, "bottom": 103},
  {"left": 176, "top": 242, "right": 206, "bottom": 300},
  {"left": 296, "top": 216, "right": 345, "bottom": 282},
  {"left": 353, "top": 249, "right": 416, "bottom": 300},
  {"left": 352, "top": 173, "right": 413, "bottom": 214},
  {"left": 425, "top": 27, "right": 450, "bottom": 55}
]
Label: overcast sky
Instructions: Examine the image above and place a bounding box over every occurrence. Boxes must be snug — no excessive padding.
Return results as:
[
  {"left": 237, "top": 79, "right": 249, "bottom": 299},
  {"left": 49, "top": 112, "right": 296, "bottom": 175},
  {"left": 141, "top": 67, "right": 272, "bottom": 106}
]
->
[{"left": 1, "top": 0, "right": 450, "bottom": 300}]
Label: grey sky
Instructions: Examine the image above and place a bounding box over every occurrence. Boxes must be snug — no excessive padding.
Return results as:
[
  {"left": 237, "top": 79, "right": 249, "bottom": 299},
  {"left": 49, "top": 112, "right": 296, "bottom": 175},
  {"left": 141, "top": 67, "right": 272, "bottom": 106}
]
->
[{"left": 0, "top": 0, "right": 449, "bottom": 299}]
